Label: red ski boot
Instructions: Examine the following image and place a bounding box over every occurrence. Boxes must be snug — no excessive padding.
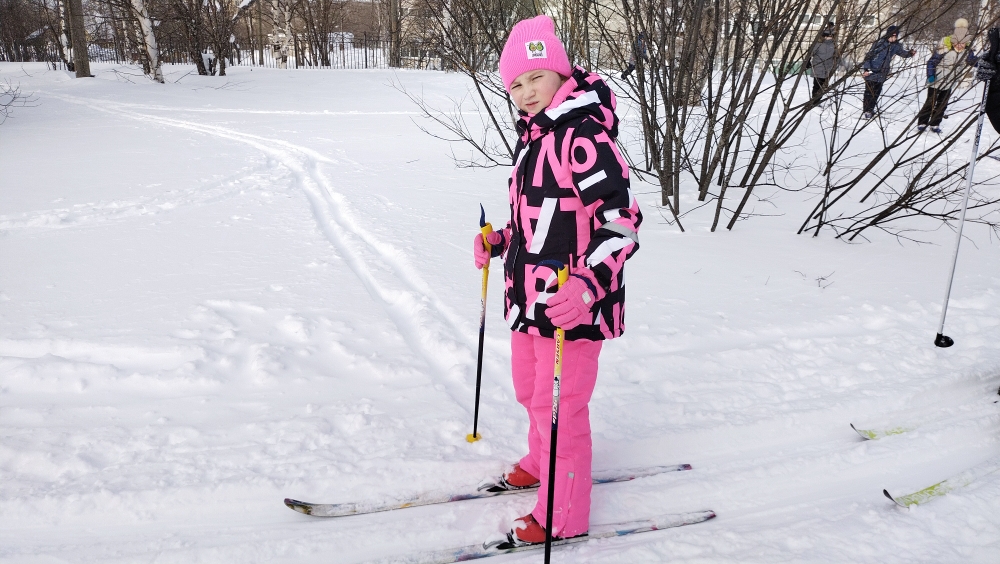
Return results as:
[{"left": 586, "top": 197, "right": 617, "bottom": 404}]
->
[
  {"left": 511, "top": 513, "right": 546, "bottom": 545},
  {"left": 504, "top": 464, "right": 540, "bottom": 488},
  {"left": 479, "top": 463, "right": 540, "bottom": 493}
]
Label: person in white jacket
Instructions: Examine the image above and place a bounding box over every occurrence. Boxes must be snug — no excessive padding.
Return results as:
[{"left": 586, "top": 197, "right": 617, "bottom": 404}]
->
[{"left": 918, "top": 19, "right": 976, "bottom": 133}]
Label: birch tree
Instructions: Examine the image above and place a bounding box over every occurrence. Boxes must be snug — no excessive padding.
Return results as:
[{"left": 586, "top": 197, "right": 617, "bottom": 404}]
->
[
  {"left": 169, "top": 0, "right": 209, "bottom": 74},
  {"left": 203, "top": 0, "right": 238, "bottom": 75},
  {"left": 128, "top": 0, "right": 163, "bottom": 81}
]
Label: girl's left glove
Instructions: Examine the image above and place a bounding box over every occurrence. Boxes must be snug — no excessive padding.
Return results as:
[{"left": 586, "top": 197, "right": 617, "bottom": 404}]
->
[{"left": 545, "top": 270, "right": 606, "bottom": 330}]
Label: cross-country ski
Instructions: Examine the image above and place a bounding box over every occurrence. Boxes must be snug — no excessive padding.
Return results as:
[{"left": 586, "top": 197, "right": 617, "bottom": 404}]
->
[
  {"left": 284, "top": 464, "right": 691, "bottom": 517},
  {"left": 370, "top": 511, "right": 717, "bottom": 564},
  {"left": 884, "top": 457, "right": 1000, "bottom": 508},
  {"left": 850, "top": 423, "right": 911, "bottom": 440}
]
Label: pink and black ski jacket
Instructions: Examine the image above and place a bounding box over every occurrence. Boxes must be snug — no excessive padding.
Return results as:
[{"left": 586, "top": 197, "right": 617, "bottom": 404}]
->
[{"left": 501, "top": 67, "right": 641, "bottom": 341}]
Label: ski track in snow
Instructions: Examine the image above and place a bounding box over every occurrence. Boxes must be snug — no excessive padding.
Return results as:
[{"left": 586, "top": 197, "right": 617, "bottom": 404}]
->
[
  {"left": 58, "top": 101, "right": 477, "bottom": 116},
  {"left": 44, "top": 92, "right": 480, "bottom": 409},
  {"left": 0, "top": 163, "right": 271, "bottom": 231}
]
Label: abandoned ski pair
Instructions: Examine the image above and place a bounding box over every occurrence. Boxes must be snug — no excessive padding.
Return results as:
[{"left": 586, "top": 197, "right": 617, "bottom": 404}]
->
[{"left": 472, "top": 15, "right": 643, "bottom": 548}]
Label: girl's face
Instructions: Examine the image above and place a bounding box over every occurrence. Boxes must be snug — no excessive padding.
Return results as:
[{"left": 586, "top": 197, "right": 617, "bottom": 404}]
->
[{"left": 509, "top": 70, "right": 567, "bottom": 114}]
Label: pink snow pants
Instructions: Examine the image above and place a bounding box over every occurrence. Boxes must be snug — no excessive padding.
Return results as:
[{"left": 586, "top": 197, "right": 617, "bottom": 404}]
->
[{"left": 511, "top": 330, "right": 602, "bottom": 538}]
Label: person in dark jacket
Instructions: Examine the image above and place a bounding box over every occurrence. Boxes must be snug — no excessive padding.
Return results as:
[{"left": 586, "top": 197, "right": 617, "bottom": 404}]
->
[
  {"left": 861, "top": 25, "right": 916, "bottom": 119},
  {"left": 620, "top": 32, "right": 647, "bottom": 79},
  {"left": 810, "top": 26, "right": 837, "bottom": 104}
]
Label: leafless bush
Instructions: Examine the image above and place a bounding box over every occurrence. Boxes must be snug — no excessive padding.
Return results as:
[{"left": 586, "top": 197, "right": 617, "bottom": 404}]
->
[
  {"left": 596, "top": 0, "right": 982, "bottom": 232},
  {"left": 799, "top": 72, "right": 1000, "bottom": 242},
  {"left": 393, "top": 0, "right": 538, "bottom": 168},
  {"left": 787, "top": 2, "right": 1000, "bottom": 242},
  {"left": 0, "top": 80, "right": 36, "bottom": 125}
]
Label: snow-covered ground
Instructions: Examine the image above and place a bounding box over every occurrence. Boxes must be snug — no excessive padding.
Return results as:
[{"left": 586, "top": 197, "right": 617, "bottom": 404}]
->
[{"left": 1, "top": 62, "right": 998, "bottom": 563}]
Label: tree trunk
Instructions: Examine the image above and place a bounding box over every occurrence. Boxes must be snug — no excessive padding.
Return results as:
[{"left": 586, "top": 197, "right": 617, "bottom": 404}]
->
[
  {"left": 129, "top": 0, "right": 164, "bottom": 82},
  {"left": 54, "top": 0, "right": 73, "bottom": 70},
  {"left": 174, "top": 0, "right": 208, "bottom": 74},
  {"left": 271, "top": 0, "right": 292, "bottom": 68},
  {"left": 387, "top": 0, "right": 401, "bottom": 67},
  {"left": 256, "top": 0, "right": 264, "bottom": 65},
  {"left": 66, "top": 0, "right": 91, "bottom": 77},
  {"left": 681, "top": 3, "right": 715, "bottom": 106}
]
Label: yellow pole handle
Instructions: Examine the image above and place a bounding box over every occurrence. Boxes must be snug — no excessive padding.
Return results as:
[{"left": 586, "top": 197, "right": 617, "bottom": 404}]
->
[
  {"left": 556, "top": 265, "right": 568, "bottom": 287},
  {"left": 553, "top": 265, "right": 568, "bottom": 379},
  {"left": 480, "top": 222, "right": 494, "bottom": 259}
]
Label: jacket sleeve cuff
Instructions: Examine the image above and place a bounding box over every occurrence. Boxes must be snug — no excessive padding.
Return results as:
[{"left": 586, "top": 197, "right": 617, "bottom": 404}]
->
[{"left": 571, "top": 267, "right": 607, "bottom": 304}]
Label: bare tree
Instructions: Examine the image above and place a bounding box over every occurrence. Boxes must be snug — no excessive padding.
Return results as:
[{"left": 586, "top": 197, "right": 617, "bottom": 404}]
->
[
  {"left": 374, "top": 0, "right": 403, "bottom": 66},
  {"left": 0, "top": 80, "right": 36, "bottom": 125},
  {"left": 129, "top": 0, "right": 164, "bottom": 80},
  {"left": 66, "top": 0, "right": 92, "bottom": 75},
  {"left": 788, "top": 2, "right": 1000, "bottom": 241},
  {"left": 200, "top": 0, "right": 237, "bottom": 75},
  {"left": 590, "top": 0, "right": 992, "bottom": 233},
  {"left": 296, "top": 0, "right": 349, "bottom": 67},
  {"left": 168, "top": 0, "right": 210, "bottom": 74}
]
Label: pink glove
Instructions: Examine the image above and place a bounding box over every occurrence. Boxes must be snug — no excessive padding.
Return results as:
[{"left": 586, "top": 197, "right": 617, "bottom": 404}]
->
[
  {"left": 473, "top": 229, "right": 508, "bottom": 269},
  {"left": 545, "top": 271, "right": 606, "bottom": 330}
]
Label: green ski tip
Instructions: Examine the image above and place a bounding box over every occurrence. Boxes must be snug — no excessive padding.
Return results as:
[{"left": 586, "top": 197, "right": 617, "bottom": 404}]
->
[
  {"left": 884, "top": 458, "right": 1000, "bottom": 508},
  {"left": 884, "top": 480, "right": 952, "bottom": 507},
  {"left": 851, "top": 423, "right": 910, "bottom": 440}
]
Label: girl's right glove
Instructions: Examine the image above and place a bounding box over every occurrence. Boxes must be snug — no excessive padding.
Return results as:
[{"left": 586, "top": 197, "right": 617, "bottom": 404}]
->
[{"left": 473, "top": 228, "right": 509, "bottom": 269}]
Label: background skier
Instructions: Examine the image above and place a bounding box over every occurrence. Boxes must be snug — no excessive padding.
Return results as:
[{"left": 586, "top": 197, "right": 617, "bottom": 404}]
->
[
  {"left": 620, "top": 32, "right": 647, "bottom": 79},
  {"left": 861, "top": 25, "right": 916, "bottom": 119},
  {"left": 809, "top": 26, "right": 837, "bottom": 105},
  {"left": 918, "top": 19, "right": 976, "bottom": 133},
  {"left": 473, "top": 14, "right": 642, "bottom": 546}
]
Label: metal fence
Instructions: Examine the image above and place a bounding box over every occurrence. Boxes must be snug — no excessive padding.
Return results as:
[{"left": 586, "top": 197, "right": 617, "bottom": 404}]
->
[
  {"left": 0, "top": 37, "right": 443, "bottom": 72},
  {"left": 0, "top": 43, "right": 65, "bottom": 68}
]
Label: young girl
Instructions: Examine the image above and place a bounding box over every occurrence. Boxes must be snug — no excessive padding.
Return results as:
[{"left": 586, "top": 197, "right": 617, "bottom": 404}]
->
[{"left": 473, "top": 15, "right": 642, "bottom": 545}]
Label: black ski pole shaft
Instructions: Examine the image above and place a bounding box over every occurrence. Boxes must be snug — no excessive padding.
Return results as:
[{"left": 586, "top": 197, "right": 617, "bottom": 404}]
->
[
  {"left": 935, "top": 82, "right": 988, "bottom": 348},
  {"left": 544, "top": 264, "right": 569, "bottom": 564},
  {"left": 470, "top": 267, "right": 487, "bottom": 441},
  {"left": 468, "top": 205, "right": 493, "bottom": 443}
]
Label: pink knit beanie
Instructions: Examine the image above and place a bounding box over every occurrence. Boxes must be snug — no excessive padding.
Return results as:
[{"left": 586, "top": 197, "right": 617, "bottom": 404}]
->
[{"left": 499, "top": 15, "right": 573, "bottom": 92}]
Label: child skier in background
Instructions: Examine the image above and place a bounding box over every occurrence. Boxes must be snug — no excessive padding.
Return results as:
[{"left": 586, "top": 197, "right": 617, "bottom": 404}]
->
[
  {"left": 918, "top": 19, "right": 977, "bottom": 133},
  {"left": 473, "top": 15, "right": 642, "bottom": 545}
]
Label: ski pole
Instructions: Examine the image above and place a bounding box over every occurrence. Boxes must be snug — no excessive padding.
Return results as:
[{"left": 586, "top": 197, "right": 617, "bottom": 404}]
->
[
  {"left": 538, "top": 260, "right": 569, "bottom": 564},
  {"left": 934, "top": 81, "right": 989, "bottom": 348},
  {"left": 467, "top": 204, "right": 493, "bottom": 443}
]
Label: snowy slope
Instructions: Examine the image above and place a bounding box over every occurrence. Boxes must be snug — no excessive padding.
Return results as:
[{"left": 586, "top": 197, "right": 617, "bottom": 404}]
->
[{"left": 1, "top": 62, "right": 998, "bottom": 564}]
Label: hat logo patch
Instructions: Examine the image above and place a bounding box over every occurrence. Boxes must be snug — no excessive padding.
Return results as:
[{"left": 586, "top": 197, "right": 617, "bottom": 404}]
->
[{"left": 526, "top": 41, "right": 547, "bottom": 59}]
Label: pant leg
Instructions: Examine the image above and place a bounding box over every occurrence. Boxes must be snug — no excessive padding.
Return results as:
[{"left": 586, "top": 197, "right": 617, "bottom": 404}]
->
[
  {"left": 863, "top": 80, "right": 882, "bottom": 113},
  {"left": 511, "top": 331, "right": 542, "bottom": 479},
  {"left": 812, "top": 77, "right": 823, "bottom": 101},
  {"left": 527, "top": 334, "right": 602, "bottom": 538},
  {"left": 930, "top": 88, "right": 951, "bottom": 127},
  {"left": 863, "top": 80, "right": 875, "bottom": 113},
  {"left": 917, "top": 88, "right": 938, "bottom": 125}
]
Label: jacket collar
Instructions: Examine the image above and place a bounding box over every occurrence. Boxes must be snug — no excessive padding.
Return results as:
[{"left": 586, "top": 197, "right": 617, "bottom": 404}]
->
[{"left": 515, "top": 66, "right": 619, "bottom": 144}]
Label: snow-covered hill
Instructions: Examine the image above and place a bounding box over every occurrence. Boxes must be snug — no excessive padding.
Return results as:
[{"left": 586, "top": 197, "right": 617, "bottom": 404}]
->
[{"left": 1, "top": 62, "right": 998, "bottom": 563}]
